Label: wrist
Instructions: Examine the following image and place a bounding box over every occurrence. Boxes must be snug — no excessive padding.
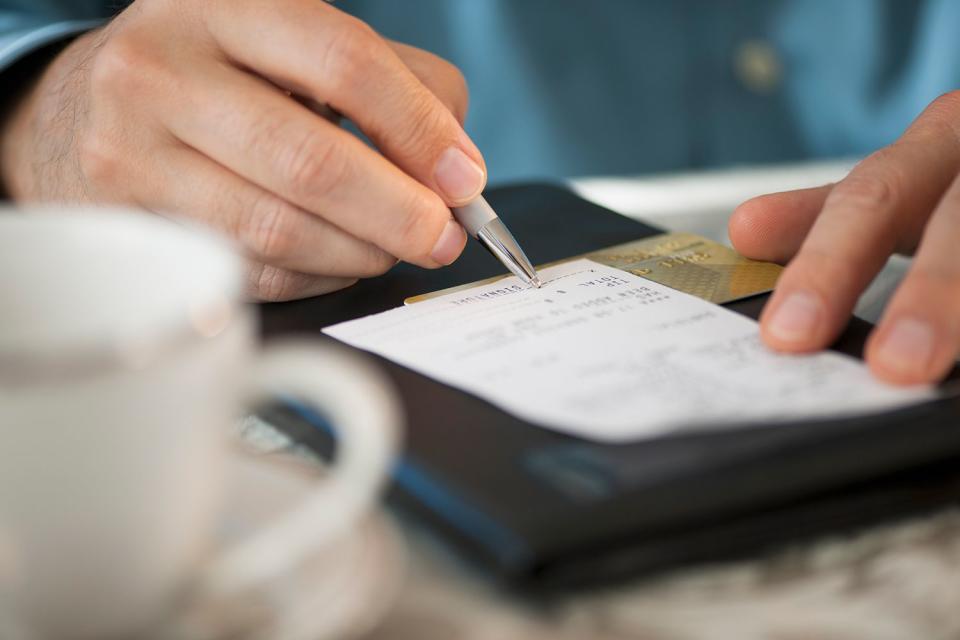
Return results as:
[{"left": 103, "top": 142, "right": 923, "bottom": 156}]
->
[
  {"left": 0, "top": 75, "right": 39, "bottom": 200},
  {"left": 0, "top": 36, "right": 88, "bottom": 200}
]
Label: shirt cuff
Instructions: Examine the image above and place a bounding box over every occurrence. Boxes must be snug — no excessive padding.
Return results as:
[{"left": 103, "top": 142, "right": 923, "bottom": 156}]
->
[{"left": 0, "top": 19, "right": 104, "bottom": 74}]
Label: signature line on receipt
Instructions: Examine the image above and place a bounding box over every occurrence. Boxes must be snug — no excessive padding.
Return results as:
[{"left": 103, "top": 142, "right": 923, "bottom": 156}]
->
[{"left": 531, "top": 269, "right": 596, "bottom": 288}]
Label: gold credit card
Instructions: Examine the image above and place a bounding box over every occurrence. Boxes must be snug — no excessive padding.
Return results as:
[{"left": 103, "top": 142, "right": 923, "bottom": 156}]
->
[{"left": 405, "top": 232, "right": 783, "bottom": 305}]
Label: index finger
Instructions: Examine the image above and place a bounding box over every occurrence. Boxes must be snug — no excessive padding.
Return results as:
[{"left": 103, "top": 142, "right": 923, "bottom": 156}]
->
[
  {"left": 203, "top": 0, "right": 486, "bottom": 205},
  {"left": 163, "top": 62, "right": 464, "bottom": 268},
  {"left": 759, "top": 100, "right": 960, "bottom": 353}
]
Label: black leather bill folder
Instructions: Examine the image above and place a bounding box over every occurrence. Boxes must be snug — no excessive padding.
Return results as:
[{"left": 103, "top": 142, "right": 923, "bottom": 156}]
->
[{"left": 257, "top": 183, "right": 960, "bottom": 589}]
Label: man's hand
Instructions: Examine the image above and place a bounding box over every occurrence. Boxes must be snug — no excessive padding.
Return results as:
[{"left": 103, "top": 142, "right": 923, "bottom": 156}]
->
[
  {"left": 0, "top": 0, "right": 485, "bottom": 300},
  {"left": 730, "top": 91, "right": 960, "bottom": 385}
]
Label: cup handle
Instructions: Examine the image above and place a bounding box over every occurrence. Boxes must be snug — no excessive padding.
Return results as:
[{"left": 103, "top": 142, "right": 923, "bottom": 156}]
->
[{"left": 198, "top": 340, "right": 400, "bottom": 598}]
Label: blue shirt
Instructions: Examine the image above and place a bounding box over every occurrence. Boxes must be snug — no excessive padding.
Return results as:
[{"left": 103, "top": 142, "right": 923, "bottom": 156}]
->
[{"left": 3, "top": 1, "right": 958, "bottom": 183}]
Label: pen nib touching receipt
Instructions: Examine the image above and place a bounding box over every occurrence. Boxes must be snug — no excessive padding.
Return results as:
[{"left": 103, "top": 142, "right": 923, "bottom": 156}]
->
[{"left": 324, "top": 259, "right": 933, "bottom": 442}]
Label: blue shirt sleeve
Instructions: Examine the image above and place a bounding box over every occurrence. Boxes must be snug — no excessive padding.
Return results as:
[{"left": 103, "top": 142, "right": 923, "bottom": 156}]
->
[{"left": 0, "top": 1, "right": 110, "bottom": 73}]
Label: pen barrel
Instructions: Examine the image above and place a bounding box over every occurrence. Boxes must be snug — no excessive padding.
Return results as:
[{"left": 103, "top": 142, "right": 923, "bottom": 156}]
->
[{"left": 452, "top": 197, "right": 498, "bottom": 238}]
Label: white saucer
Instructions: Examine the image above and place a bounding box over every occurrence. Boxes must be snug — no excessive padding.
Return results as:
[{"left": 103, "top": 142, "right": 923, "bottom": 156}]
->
[{"left": 157, "top": 449, "right": 407, "bottom": 640}]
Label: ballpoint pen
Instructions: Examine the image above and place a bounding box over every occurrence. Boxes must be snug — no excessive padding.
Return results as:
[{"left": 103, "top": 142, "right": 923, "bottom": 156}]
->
[{"left": 452, "top": 196, "right": 543, "bottom": 288}]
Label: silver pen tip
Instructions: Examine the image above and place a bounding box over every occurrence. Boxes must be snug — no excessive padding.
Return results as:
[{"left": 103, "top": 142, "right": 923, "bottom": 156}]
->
[{"left": 475, "top": 217, "right": 543, "bottom": 290}]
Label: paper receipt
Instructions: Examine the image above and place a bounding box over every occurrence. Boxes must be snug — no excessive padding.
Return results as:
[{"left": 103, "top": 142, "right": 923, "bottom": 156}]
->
[{"left": 325, "top": 260, "right": 932, "bottom": 442}]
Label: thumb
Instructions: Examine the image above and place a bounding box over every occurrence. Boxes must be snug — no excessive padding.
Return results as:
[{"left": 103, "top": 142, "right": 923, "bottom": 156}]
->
[{"left": 729, "top": 184, "right": 833, "bottom": 264}]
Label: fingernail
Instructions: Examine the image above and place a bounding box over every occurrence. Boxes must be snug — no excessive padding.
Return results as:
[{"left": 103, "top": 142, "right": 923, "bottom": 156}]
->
[
  {"left": 430, "top": 219, "right": 466, "bottom": 265},
  {"left": 767, "top": 291, "right": 822, "bottom": 344},
  {"left": 875, "top": 317, "right": 935, "bottom": 377},
  {"left": 434, "top": 147, "right": 485, "bottom": 203}
]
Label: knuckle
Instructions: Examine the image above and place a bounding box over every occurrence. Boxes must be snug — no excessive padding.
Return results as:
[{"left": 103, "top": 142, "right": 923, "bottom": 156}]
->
[
  {"left": 395, "top": 190, "right": 445, "bottom": 258},
  {"left": 439, "top": 61, "right": 469, "bottom": 122},
  {"left": 242, "top": 194, "right": 299, "bottom": 261},
  {"left": 78, "top": 134, "right": 122, "bottom": 187},
  {"left": 90, "top": 31, "right": 159, "bottom": 96},
  {"left": 928, "top": 90, "right": 960, "bottom": 116},
  {"left": 358, "top": 245, "right": 397, "bottom": 277},
  {"left": 283, "top": 132, "right": 351, "bottom": 203},
  {"left": 244, "top": 112, "right": 286, "bottom": 160},
  {"left": 393, "top": 94, "right": 450, "bottom": 162},
  {"left": 828, "top": 172, "right": 896, "bottom": 212},
  {"left": 918, "top": 91, "right": 960, "bottom": 142},
  {"left": 417, "top": 52, "right": 468, "bottom": 122},
  {"left": 249, "top": 263, "right": 297, "bottom": 302},
  {"left": 321, "top": 19, "right": 382, "bottom": 91}
]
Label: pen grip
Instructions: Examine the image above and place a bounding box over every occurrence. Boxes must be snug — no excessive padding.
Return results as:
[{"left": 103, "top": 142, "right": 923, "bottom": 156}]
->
[{"left": 452, "top": 197, "right": 498, "bottom": 238}]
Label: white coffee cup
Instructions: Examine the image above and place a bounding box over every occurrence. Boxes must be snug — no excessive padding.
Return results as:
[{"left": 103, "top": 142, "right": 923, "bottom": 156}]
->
[{"left": 0, "top": 208, "right": 400, "bottom": 639}]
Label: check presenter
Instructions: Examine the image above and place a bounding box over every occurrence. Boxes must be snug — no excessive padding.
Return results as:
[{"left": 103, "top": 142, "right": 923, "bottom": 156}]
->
[{"left": 0, "top": 0, "right": 957, "bottom": 386}]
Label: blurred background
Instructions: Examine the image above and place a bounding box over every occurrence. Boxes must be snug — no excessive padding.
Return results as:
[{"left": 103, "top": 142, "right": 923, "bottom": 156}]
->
[{"left": 342, "top": 0, "right": 958, "bottom": 183}]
